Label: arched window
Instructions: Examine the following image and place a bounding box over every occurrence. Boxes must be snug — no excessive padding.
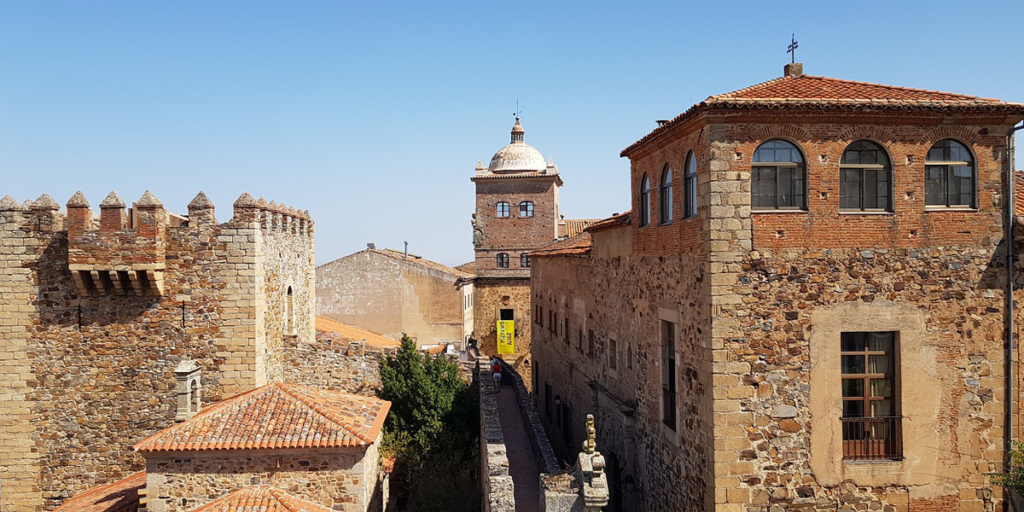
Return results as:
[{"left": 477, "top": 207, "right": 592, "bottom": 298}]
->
[
  {"left": 520, "top": 253, "right": 531, "bottom": 268},
  {"left": 496, "top": 253, "right": 510, "bottom": 268},
  {"left": 925, "top": 140, "right": 975, "bottom": 208},
  {"left": 638, "top": 174, "right": 650, "bottom": 227},
  {"left": 752, "top": 140, "right": 806, "bottom": 210},
  {"left": 659, "top": 164, "right": 673, "bottom": 224},
  {"left": 190, "top": 380, "right": 200, "bottom": 413},
  {"left": 684, "top": 151, "right": 697, "bottom": 218},
  {"left": 519, "top": 201, "right": 534, "bottom": 218},
  {"left": 840, "top": 141, "right": 892, "bottom": 212},
  {"left": 286, "top": 286, "right": 295, "bottom": 335},
  {"left": 496, "top": 202, "right": 510, "bottom": 218}
]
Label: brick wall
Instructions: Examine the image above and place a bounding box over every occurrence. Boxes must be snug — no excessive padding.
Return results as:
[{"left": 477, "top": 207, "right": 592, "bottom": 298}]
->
[{"left": 474, "top": 178, "right": 559, "bottom": 277}]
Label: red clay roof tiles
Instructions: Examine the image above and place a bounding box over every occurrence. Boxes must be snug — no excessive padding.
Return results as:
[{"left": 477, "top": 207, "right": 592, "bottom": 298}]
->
[
  {"left": 622, "top": 73, "right": 1024, "bottom": 157},
  {"left": 54, "top": 471, "right": 145, "bottom": 512},
  {"left": 558, "top": 219, "right": 600, "bottom": 239},
  {"left": 133, "top": 382, "right": 390, "bottom": 453},
  {"left": 531, "top": 232, "right": 592, "bottom": 258},
  {"left": 190, "top": 486, "right": 333, "bottom": 512}
]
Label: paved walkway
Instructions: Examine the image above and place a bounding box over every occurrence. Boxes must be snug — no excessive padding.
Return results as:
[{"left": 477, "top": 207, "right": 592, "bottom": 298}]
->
[{"left": 496, "top": 388, "right": 541, "bottom": 512}]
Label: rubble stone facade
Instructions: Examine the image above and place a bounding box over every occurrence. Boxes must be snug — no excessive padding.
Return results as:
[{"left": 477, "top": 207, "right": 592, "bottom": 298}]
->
[
  {"left": 531, "top": 68, "right": 1024, "bottom": 511},
  {"left": 0, "top": 191, "right": 315, "bottom": 511}
]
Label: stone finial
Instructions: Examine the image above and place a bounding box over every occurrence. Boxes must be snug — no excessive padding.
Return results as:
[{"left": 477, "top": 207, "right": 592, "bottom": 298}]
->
[
  {"left": 303, "top": 210, "right": 311, "bottom": 219},
  {"left": 476, "top": 160, "right": 484, "bottom": 171},
  {"left": 100, "top": 191, "right": 126, "bottom": 208},
  {"left": 32, "top": 194, "right": 60, "bottom": 211},
  {"left": 583, "top": 414, "right": 597, "bottom": 454},
  {"left": 257, "top": 197, "right": 268, "bottom": 208},
  {"left": 21, "top": 199, "right": 34, "bottom": 210},
  {"left": 136, "top": 190, "right": 163, "bottom": 209},
  {"left": 0, "top": 195, "right": 24, "bottom": 211},
  {"left": 268, "top": 200, "right": 278, "bottom": 211},
  {"left": 188, "top": 191, "right": 214, "bottom": 210},
  {"left": 66, "top": 191, "right": 90, "bottom": 208},
  {"left": 287, "top": 206, "right": 297, "bottom": 215},
  {"left": 233, "top": 192, "right": 258, "bottom": 208}
]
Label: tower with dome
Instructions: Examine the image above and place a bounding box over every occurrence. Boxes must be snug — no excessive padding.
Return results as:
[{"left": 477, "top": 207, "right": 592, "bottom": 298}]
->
[{"left": 468, "top": 117, "right": 562, "bottom": 378}]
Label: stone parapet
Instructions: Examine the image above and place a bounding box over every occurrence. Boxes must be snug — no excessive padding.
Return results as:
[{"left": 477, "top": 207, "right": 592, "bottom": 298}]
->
[
  {"left": 502, "top": 360, "right": 559, "bottom": 474},
  {"left": 477, "top": 357, "right": 515, "bottom": 512}
]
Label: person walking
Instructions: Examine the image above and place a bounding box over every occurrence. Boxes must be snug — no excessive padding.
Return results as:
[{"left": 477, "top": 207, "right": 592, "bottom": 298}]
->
[{"left": 491, "top": 356, "right": 502, "bottom": 392}]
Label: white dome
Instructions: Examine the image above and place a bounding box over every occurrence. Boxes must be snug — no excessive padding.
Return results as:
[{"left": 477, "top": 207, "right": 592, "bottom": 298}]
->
[{"left": 488, "top": 142, "right": 546, "bottom": 172}]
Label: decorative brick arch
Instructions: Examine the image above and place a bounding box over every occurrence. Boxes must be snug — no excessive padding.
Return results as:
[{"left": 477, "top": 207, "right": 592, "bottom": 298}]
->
[
  {"left": 745, "top": 124, "right": 813, "bottom": 146},
  {"left": 835, "top": 125, "right": 898, "bottom": 145},
  {"left": 926, "top": 125, "right": 983, "bottom": 148}
]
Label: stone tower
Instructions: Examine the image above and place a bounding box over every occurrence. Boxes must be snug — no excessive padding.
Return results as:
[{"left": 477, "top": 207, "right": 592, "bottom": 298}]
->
[{"left": 471, "top": 118, "right": 562, "bottom": 377}]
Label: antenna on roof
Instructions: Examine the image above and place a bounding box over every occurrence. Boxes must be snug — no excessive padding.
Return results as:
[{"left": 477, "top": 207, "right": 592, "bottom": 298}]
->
[{"left": 787, "top": 34, "right": 799, "bottom": 64}]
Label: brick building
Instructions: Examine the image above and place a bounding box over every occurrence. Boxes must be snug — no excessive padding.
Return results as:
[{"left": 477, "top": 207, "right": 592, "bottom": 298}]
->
[
  {"left": 467, "top": 118, "right": 598, "bottom": 384},
  {"left": 0, "top": 190, "right": 317, "bottom": 511},
  {"left": 316, "top": 246, "right": 472, "bottom": 347},
  {"left": 530, "top": 63, "right": 1024, "bottom": 511}
]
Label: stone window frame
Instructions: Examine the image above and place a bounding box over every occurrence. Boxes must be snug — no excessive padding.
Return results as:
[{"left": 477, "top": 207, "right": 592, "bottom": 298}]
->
[
  {"left": 751, "top": 139, "right": 808, "bottom": 211},
  {"left": 658, "top": 306, "right": 682, "bottom": 442},
  {"left": 659, "top": 163, "right": 673, "bottom": 225},
  {"left": 839, "top": 140, "right": 893, "bottom": 213},
  {"left": 810, "top": 303, "right": 939, "bottom": 488},
  {"left": 924, "top": 138, "right": 977, "bottom": 209},
  {"left": 496, "top": 201, "right": 510, "bottom": 218},
  {"left": 684, "top": 151, "right": 697, "bottom": 219},
  {"left": 840, "top": 331, "right": 902, "bottom": 461},
  {"left": 638, "top": 173, "right": 651, "bottom": 227}
]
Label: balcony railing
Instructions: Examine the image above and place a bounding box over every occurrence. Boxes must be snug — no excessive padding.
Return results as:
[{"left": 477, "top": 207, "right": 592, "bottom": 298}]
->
[{"left": 841, "top": 416, "right": 902, "bottom": 460}]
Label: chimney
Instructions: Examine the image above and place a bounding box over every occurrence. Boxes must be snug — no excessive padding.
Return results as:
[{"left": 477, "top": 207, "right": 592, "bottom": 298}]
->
[
  {"left": 784, "top": 62, "right": 804, "bottom": 78},
  {"left": 367, "top": 242, "right": 376, "bottom": 250}
]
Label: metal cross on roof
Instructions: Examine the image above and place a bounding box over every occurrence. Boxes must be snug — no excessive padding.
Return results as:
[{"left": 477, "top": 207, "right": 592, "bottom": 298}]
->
[{"left": 787, "top": 34, "right": 799, "bottom": 64}]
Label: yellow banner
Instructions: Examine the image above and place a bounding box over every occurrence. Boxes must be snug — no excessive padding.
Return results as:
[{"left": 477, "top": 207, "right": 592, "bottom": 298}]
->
[{"left": 497, "top": 320, "right": 515, "bottom": 355}]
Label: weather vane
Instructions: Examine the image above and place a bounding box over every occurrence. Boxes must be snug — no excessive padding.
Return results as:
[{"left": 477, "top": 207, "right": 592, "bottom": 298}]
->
[
  {"left": 787, "top": 34, "right": 799, "bottom": 64},
  {"left": 513, "top": 100, "right": 521, "bottom": 120}
]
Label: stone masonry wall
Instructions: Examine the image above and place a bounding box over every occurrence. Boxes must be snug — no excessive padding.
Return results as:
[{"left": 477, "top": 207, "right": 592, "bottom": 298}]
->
[
  {"left": 531, "top": 247, "right": 714, "bottom": 512},
  {"left": 700, "top": 113, "right": 1015, "bottom": 511},
  {"left": 0, "top": 191, "right": 316, "bottom": 512},
  {"left": 144, "top": 442, "right": 380, "bottom": 512},
  {"left": 477, "top": 357, "right": 515, "bottom": 512},
  {"left": 281, "top": 335, "right": 390, "bottom": 397},
  {"left": 474, "top": 278, "right": 533, "bottom": 387}
]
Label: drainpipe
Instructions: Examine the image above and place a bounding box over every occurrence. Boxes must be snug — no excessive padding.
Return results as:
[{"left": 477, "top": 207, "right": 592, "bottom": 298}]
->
[{"left": 1008, "top": 123, "right": 1023, "bottom": 453}]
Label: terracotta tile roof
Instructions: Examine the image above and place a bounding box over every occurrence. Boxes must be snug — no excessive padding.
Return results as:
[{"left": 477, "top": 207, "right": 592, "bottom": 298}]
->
[
  {"left": 454, "top": 260, "right": 476, "bottom": 275},
  {"left": 531, "top": 232, "right": 592, "bottom": 258},
  {"left": 133, "top": 382, "right": 390, "bottom": 453},
  {"left": 54, "top": 471, "right": 145, "bottom": 512},
  {"left": 190, "top": 486, "right": 332, "bottom": 512},
  {"left": 315, "top": 316, "right": 400, "bottom": 348},
  {"left": 372, "top": 249, "right": 473, "bottom": 279},
  {"left": 622, "top": 74, "right": 1024, "bottom": 157},
  {"left": 585, "top": 211, "right": 632, "bottom": 233},
  {"left": 558, "top": 219, "right": 600, "bottom": 239}
]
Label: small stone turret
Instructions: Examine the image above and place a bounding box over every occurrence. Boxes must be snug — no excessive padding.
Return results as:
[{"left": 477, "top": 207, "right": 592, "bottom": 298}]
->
[
  {"left": 31, "top": 194, "right": 63, "bottom": 232},
  {"left": 100, "top": 191, "right": 127, "bottom": 233},
  {"left": 66, "top": 191, "right": 92, "bottom": 239},
  {"left": 174, "top": 360, "right": 202, "bottom": 422},
  {"left": 134, "top": 190, "right": 165, "bottom": 239},
  {"left": 187, "top": 191, "right": 216, "bottom": 225}
]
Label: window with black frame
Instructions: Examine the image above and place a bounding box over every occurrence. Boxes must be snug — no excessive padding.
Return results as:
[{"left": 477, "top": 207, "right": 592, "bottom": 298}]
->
[
  {"left": 659, "top": 164, "right": 673, "bottom": 224},
  {"left": 684, "top": 151, "right": 697, "bottom": 218},
  {"left": 496, "top": 253, "right": 509, "bottom": 268},
  {"left": 752, "top": 140, "right": 806, "bottom": 210},
  {"left": 521, "top": 253, "right": 531, "bottom": 268},
  {"left": 925, "top": 139, "right": 975, "bottom": 208},
  {"left": 519, "top": 201, "right": 535, "bottom": 218},
  {"left": 661, "top": 320, "right": 677, "bottom": 430},
  {"left": 840, "top": 332, "right": 902, "bottom": 460},
  {"left": 840, "top": 141, "right": 892, "bottom": 212},
  {"left": 639, "top": 174, "right": 650, "bottom": 226}
]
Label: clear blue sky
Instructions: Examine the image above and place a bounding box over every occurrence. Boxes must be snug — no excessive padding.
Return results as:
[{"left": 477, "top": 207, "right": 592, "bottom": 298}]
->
[{"left": 3, "top": 1, "right": 1023, "bottom": 266}]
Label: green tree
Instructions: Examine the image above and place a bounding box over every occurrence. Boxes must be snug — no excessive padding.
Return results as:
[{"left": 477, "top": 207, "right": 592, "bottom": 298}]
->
[
  {"left": 989, "top": 441, "right": 1024, "bottom": 491},
  {"left": 377, "top": 335, "right": 479, "bottom": 511}
]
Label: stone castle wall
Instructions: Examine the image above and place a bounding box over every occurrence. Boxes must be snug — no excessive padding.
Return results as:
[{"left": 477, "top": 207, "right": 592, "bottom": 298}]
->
[
  {"left": 281, "top": 336, "right": 390, "bottom": 396},
  {"left": 531, "top": 247, "right": 714, "bottom": 512},
  {"left": 0, "top": 191, "right": 316, "bottom": 512}
]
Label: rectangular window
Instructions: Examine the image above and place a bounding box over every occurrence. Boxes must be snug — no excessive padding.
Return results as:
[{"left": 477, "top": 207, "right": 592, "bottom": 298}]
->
[
  {"left": 538, "top": 306, "right": 543, "bottom": 327},
  {"left": 840, "top": 168, "right": 891, "bottom": 212},
  {"left": 840, "top": 332, "right": 901, "bottom": 460},
  {"left": 609, "top": 339, "right": 617, "bottom": 370},
  {"left": 661, "top": 320, "right": 677, "bottom": 430},
  {"left": 500, "top": 309, "right": 514, "bottom": 321},
  {"left": 627, "top": 342, "right": 633, "bottom": 369},
  {"left": 545, "top": 384, "right": 552, "bottom": 418},
  {"left": 752, "top": 165, "right": 805, "bottom": 210},
  {"left": 587, "top": 330, "right": 595, "bottom": 358},
  {"left": 563, "top": 318, "right": 569, "bottom": 344}
]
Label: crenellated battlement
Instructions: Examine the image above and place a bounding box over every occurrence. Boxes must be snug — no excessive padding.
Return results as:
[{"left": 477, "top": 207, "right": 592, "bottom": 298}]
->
[{"left": 0, "top": 190, "right": 314, "bottom": 299}]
